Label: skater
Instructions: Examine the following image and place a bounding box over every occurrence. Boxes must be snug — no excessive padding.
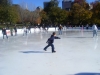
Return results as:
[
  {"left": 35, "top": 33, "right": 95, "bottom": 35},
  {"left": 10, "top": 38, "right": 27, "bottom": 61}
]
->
[
  {"left": 44, "top": 32, "right": 60, "bottom": 53},
  {"left": 58, "top": 24, "right": 63, "bottom": 35},
  {"left": 27, "top": 25, "right": 31, "bottom": 33},
  {"left": 14, "top": 25, "right": 17, "bottom": 36},
  {"left": 23, "top": 26, "right": 27, "bottom": 36},
  {"left": 2, "top": 27, "right": 8, "bottom": 39},
  {"left": 86, "top": 24, "right": 89, "bottom": 30},
  {"left": 42, "top": 24, "right": 47, "bottom": 32},
  {"left": 92, "top": 24, "right": 98, "bottom": 37}
]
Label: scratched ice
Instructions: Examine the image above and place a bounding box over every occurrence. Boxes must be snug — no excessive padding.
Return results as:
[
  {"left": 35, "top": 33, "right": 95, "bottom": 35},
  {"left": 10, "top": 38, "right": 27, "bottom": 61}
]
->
[{"left": 0, "top": 29, "right": 100, "bottom": 75}]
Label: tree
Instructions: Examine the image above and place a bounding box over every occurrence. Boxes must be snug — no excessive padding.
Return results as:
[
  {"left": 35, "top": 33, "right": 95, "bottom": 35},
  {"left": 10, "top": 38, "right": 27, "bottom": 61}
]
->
[
  {"left": 49, "top": 7, "right": 68, "bottom": 24},
  {"left": 0, "top": 0, "right": 19, "bottom": 25},
  {"left": 91, "top": 2, "right": 100, "bottom": 25},
  {"left": 0, "top": 5, "right": 19, "bottom": 24},
  {"left": 40, "top": 10, "right": 48, "bottom": 24},
  {"left": 44, "top": 0, "right": 59, "bottom": 13},
  {"left": 6, "top": 6, "right": 19, "bottom": 24},
  {"left": 70, "top": 3, "right": 92, "bottom": 25}
]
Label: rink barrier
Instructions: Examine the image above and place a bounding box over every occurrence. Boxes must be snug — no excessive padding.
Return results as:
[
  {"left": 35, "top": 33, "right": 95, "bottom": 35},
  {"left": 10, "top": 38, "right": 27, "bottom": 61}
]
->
[
  {"left": 0, "top": 27, "right": 99, "bottom": 37},
  {"left": 0, "top": 28, "right": 56, "bottom": 37}
]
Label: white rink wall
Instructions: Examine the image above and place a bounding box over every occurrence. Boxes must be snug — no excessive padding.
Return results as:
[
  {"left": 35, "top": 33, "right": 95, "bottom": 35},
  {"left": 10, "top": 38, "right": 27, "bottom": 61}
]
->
[
  {"left": 0, "top": 27, "right": 97, "bottom": 37},
  {"left": 0, "top": 28, "right": 56, "bottom": 37}
]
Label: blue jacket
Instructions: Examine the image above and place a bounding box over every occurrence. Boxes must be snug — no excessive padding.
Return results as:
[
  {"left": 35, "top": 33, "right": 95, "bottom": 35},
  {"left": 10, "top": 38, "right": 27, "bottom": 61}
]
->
[{"left": 47, "top": 35, "right": 60, "bottom": 44}]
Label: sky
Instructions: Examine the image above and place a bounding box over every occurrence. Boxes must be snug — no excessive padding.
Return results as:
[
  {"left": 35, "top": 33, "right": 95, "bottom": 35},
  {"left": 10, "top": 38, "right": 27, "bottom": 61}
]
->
[{"left": 12, "top": 0, "right": 95, "bottom": 10}]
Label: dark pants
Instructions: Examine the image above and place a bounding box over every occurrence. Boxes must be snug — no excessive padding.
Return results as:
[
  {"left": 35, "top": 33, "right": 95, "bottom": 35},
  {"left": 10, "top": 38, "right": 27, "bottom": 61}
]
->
[
  {"left": 3, "top": 34, "right": 8, "bottom": 39},
  {"left": 58, "top": 29, "right": 62, "bottom": 35},
  {"left": 93, "top": 30, "right": 97, "bottom": 37},
  {"left": 44, "top": 43, "right": 55, "bottom": 52}
]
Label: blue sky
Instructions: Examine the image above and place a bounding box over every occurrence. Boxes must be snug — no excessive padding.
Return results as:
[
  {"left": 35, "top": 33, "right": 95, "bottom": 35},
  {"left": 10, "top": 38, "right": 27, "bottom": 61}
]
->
[{"left": 13, "top": 0, "right": 95, "bottom": 10}]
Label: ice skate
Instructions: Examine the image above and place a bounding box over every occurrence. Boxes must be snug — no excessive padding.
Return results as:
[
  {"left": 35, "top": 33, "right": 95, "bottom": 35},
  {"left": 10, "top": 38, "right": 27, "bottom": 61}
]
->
[{"left": 52, "top": 51, "right": 56, "bottom": 53}]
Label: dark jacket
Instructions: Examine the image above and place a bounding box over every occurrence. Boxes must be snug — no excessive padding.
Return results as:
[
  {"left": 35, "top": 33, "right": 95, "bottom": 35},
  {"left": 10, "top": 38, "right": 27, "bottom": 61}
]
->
[
  {"left": 14, "top": 27, "right": 17, "bottom": 32},
  {"left": 47, "top": 35, "right": 60, "bottom": 44},
  {"left": 58, "top": 26, "right": 63, "bottom": 30},
  {"left": 2, "top": 28, "right": 7, "bottom": 35}
]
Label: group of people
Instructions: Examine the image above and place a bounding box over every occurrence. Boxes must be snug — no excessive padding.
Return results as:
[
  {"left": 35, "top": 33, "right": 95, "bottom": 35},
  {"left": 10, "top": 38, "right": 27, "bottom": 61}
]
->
[
  {"left": 44, "top": 24, "right": 98, "bottom": 53},
  {"left": 1, "top": 24, "right": 99, "bottom": 53},
  {"left": 2, "top": 25, "right": 31, "bottom": 39},
  {"left": 1, "top": 24, "right": 98, "bottom": 39}
]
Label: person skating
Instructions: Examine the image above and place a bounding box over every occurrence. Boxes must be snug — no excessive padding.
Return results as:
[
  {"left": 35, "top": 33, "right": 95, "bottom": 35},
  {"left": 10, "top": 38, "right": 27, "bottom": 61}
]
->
[
  {"left": 27, "top": 25, "right": 31, "bottom": 33},
  {"left": 58, "top": 24, "right": 63, "bottom": 35},
  {"left": 14, "top": 25, "right": 17, "bottom": 36},
  {"left": 23, "top": 26, "right": 27, "bottom": 36},
  {"left": 43, "top": 32, "right": 60, "bottom": 53},
  {"left": 2, "top": 27, "right": 8, "bottom": 39},
  {"left": 92, "top": 24, "right": 98, "bottom": 37}
]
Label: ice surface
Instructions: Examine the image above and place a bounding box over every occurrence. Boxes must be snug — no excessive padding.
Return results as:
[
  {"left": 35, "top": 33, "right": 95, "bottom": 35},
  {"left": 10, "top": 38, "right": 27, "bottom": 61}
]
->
[{"left": 0, "top": 29, "right": 100, "bottom": 75}]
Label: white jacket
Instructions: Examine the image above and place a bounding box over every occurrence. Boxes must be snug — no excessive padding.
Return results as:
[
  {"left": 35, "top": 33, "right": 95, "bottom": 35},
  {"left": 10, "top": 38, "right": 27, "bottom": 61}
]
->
[{"left": 92, "top": 25, "right": 98, "bottom": 30}]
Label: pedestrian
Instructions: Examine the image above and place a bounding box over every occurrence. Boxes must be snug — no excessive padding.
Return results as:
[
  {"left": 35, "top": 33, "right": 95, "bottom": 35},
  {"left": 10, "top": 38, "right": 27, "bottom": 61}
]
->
[
  {"left": 14, "top": 25, "right": 17, "bottom": 36},
  {"left": 92, "top": 24, "right": 98, "bottom": 37},
  {"left": 2, "top": 27, "right": 8, "bottom": 39},
  {"left": 44, "top": 32, "right": 60, "bottom": 53}
]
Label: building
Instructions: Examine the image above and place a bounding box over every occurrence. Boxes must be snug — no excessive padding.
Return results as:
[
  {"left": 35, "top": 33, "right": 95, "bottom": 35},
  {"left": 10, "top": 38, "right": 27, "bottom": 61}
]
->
[
  {"left": 62, "top": 0, "right": 73, "bottom": 11},
  {"left": 43, "top": 0, "right": 59, "bottom": 8},
  {"left": 43, "top": 2, "right": 50, "bottom": 8},
  {"left": 95, "top": 0, "right": 100, "bottom": 2},
  {"left": 36, "top": 6, "right": 42, "bottom": 11}
]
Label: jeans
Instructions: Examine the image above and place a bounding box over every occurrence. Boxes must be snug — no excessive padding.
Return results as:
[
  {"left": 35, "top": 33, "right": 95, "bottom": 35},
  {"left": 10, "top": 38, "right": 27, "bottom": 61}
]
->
[
  {"left": 93, "top": 30, "right": 97, "bottom": 37},
  {"left": 3, "top": 34, "right": 8, "bottom": 39},
  {"left": 58, "top": 30, "right": 62, "bottom": 35},
  {"left": 44, "top": 43, "right": 55, "bottom": 52}
]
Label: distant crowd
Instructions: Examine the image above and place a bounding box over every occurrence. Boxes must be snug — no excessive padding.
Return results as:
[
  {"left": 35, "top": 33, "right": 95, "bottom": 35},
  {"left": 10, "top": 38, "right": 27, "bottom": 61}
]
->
[{"left": 1, "top": 24, "right": 98, "bottom": 39}]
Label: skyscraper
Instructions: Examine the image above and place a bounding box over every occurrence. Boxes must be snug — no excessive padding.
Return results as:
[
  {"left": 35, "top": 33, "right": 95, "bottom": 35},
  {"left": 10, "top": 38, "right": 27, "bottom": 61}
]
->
[
  {"left": 43, "top": 0, "right": 59, "bottom": 8},
  {"left": 44, "top": 2, "right": 49, "bottom": 8},
  {"left": 62, "top": 0, "right": 72, "bottom": 11}
]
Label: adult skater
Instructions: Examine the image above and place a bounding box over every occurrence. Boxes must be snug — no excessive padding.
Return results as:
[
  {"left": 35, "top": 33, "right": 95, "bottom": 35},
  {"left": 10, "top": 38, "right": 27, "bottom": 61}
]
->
[
  {"left": 44, "top": 32, "right": 60, "bottom": 53},
  {"left": 92, "top": 24, "right": 98, "bottom": 37},
  {"left": 2, "top": 27, "right": 8, "bottom": 39},
  {"left": 23, "top": 26, "right": 27, "bottom": 36},
  {"left": 58, "top": 24, "right": 63, "bottom": 35},
  {"left": 27, "top": 25, "right": 31, "bottom": 33},
  {"left": 86, "top": 24, "right": 89, "bottom": 30},
  {"left": 14, "top": 25, "right": 17, "bottom": 36}
]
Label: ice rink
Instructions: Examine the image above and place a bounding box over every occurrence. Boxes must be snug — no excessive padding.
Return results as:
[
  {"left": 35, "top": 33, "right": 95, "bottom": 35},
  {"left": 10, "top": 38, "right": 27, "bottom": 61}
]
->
[{"left": 0, "top": 29, "right": 100, "bottom": 75}]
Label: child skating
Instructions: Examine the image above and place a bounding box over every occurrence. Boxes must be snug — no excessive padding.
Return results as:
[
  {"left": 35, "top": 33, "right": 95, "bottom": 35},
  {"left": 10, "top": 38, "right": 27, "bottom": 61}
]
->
[{"left": 44, "top": 32, "right": 60, "bottom": 53}]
